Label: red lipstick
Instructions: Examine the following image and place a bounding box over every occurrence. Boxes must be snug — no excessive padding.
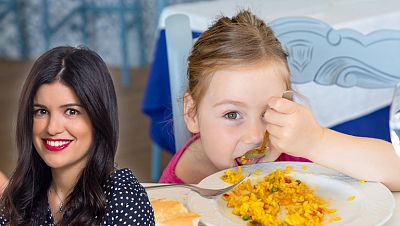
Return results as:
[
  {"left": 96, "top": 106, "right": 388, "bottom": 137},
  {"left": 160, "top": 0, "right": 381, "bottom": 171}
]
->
[{"left": 43, "top": 139, "right": 71, "bottom": 152}]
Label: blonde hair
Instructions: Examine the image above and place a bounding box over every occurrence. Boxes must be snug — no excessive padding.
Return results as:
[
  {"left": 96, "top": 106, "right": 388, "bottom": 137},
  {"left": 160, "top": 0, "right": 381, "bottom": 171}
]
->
[{"left": 187, "top": 10, "right": 291, "bottom": 113}]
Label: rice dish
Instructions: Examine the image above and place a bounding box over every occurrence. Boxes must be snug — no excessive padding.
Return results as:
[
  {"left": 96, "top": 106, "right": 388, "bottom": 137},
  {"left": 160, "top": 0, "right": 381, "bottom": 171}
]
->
[{"left": 221, "top": 166, "right": 341, "bottom": 226}]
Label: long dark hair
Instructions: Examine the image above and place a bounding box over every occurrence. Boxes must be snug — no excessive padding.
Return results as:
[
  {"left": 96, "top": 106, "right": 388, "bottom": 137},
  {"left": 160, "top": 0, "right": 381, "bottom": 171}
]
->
[{"left": 0, "top": 46, "right": 119, "bottom": 225}]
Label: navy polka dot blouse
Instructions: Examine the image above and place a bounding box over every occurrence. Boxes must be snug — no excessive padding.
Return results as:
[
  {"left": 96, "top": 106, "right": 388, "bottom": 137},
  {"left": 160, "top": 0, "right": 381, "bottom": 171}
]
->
[{"left": 0, "top": 168, "right": 155, "bottom": 226}]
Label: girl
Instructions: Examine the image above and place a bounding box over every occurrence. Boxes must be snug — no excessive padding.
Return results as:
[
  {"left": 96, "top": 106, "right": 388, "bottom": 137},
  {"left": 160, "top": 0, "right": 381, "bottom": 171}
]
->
[
  {"left": 159, "top": 10, "right": 400, "bottom": 191},
  {"left": 0, "top": 47, "right": 155, "bottom": 225}
]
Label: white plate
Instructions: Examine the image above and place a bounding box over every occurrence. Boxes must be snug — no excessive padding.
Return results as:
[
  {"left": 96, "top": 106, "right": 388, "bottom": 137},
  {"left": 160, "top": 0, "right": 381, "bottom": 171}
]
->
[
  {"left": 145, "top": 185, "right": 200, "bottom": 226},
  {"left": 187, "top": 162, "right": 395, "bottom": 226},
  {"left": 145, "top": 185, "right": 191, "bottom": 204}
]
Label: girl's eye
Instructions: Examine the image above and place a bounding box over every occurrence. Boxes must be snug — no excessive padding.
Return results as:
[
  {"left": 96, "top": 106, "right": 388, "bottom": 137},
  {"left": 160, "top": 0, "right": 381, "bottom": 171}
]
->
[
  {"left": 66, "top": 108, "right": 80, "bottom": 116},
  {"left": 34, "top": 109, "right": 48, "bottom": 117},
  {"left": 224, "top": 112, "right": 241, "bottom": 120}
]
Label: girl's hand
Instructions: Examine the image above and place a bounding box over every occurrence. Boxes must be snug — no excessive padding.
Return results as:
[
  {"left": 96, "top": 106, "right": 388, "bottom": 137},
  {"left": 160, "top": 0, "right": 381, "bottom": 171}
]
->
[{"left": 265, "top": 96, "right": 325, "bottom": 159}]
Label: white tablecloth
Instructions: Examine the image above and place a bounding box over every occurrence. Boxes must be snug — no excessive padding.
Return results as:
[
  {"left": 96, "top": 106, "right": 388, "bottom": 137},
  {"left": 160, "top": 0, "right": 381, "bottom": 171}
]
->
[{"left": 158, "top": 0, "right": 400, "bottom": 127}]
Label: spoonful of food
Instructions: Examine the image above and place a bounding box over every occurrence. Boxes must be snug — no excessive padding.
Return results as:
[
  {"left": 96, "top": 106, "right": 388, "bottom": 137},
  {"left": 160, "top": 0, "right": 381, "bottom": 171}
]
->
[
  {"left": 235, "top": 91, "right": 297, "bottom": 166},
  {"left": 235, "top": 130, "right": 269, "bottom": 165}
]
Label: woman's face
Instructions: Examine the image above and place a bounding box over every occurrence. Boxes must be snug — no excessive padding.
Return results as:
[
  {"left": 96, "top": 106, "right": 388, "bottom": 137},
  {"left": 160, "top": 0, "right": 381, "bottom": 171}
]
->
[
  {"left": 186, "top": 62, "right": 287, "bottom": 170},
  {"left": 32, "top": 81, "right": 93, "bottom": 171}
]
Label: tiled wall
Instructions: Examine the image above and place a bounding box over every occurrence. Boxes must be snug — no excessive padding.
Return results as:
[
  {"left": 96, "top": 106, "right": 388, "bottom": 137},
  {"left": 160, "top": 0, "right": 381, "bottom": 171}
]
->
[{"left": 0, "top": 0, "right": 199, "bottom": 67}]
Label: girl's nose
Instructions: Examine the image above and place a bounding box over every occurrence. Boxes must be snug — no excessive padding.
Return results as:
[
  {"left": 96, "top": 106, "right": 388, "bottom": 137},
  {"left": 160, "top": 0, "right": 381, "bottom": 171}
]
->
[
  {"left": 243, "top": 122, "right": 265, "bottom": 146},
  {"left": 47, "top": 115, "right": 64, "bottom": 135}
]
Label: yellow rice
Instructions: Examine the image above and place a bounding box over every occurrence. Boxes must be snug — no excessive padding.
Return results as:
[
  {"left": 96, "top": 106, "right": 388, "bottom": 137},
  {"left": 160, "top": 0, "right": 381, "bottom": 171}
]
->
[{"left": 220, "top": 166, "right": 340, "bottom": 226}]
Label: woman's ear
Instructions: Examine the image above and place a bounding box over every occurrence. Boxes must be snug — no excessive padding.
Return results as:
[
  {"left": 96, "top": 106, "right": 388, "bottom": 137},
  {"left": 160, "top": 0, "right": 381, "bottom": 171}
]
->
[{"left": 183, "top": 93, "right": 200, "bottom": 133}]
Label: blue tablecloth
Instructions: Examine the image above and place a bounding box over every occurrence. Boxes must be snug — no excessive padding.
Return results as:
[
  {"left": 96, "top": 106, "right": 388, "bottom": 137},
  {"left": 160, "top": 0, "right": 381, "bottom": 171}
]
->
[
  {"left": 142, "top": 30, "right": 202, "bottom": 153},
  {"left": 142, "top": 29, "right": 390, "bottom": 154}
]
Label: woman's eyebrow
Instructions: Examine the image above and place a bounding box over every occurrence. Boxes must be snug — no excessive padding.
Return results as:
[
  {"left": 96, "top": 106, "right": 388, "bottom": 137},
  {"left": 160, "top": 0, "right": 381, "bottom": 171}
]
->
[
  {"left": 33, "top": 104, "right": 46, "bottom": 108},
  {"left": 33, "top": 103, "right": 84, "bottom": 108},
  {"left": 60, "top": 103, "right": 84, "bottom": 108}
]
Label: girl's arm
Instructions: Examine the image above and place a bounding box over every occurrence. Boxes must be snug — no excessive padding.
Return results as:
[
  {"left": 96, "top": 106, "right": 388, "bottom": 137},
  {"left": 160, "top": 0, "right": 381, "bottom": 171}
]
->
[
  {"left": 266, "top": 96, "right": 400, "bottom": 191},
  {"left": 310, "top": 129, "right": 400, "bottom": 191}
]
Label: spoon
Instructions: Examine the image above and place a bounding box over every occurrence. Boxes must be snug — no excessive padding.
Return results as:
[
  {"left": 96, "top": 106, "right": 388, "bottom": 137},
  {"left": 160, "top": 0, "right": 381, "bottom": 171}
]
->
[
  {"left": 235, "top": 91, "right": 295, "bottom": 165},
  {"left": 235, "top": 130, "right": 269, "bottom": 165}
]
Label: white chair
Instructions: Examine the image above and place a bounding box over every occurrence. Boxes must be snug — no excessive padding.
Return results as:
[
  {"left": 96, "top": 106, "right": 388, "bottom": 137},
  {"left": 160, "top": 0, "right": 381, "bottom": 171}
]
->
[
  {"left": 150, "top": 14, "right": 192, "bottom": 181},
  {"left": 150, "top": 14, "right": 400, "bottom": 180},
  {"left": 165, "top": 14, "right": 193, "bottom": 151}
]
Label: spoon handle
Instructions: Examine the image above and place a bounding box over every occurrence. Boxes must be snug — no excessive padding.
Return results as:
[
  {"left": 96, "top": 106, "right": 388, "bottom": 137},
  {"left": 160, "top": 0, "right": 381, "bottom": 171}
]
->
[{"left": 260, "top": 130, "right": 269, "bottom": 151}]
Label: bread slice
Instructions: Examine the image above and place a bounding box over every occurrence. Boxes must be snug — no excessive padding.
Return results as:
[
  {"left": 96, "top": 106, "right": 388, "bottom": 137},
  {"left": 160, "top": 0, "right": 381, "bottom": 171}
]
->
[{"left": 151, "top": 198, "right": 200, "bottom": 226}]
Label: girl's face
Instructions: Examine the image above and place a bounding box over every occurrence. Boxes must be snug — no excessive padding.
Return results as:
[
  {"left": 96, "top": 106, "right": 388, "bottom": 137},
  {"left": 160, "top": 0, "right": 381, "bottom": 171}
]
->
[
  {"left": 32, "top": 81, "right": 93, "bottom": 171},
  {"left": 186, "top": 63, "right": 287, "bottom": 170}
]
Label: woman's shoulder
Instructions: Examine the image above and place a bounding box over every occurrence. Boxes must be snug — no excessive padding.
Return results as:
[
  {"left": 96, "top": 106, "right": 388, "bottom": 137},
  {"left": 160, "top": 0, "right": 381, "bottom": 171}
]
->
[
  {"left": 109, "top": 168, "right": 138, "bottom": 184},
  {"left": 102, "top": 168, "right": 155, "bottom": 225},
  {"left": 104, "top": 168, "right": 146, "bottom": 198},
  {"left": 0, "top": 215, "right": 7, "bottom": 226},
  {"left": 0, "top": 205, "right": 8, "bottom": 226}
]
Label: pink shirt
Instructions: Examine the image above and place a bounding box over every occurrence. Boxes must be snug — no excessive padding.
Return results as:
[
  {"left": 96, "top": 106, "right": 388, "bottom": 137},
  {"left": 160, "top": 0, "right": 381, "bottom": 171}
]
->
[
  {"left": 158, "top": 134, "right": 310, "bottom": 184},
  {"left": 159, "top": 134, "right": 200, "bottom": 184}
]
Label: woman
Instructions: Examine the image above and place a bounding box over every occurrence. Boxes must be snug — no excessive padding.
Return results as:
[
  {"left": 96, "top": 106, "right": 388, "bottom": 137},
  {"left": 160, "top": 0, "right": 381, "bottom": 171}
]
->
[{"left": 0, "top": 46, "right": 155, "bottom": 225}]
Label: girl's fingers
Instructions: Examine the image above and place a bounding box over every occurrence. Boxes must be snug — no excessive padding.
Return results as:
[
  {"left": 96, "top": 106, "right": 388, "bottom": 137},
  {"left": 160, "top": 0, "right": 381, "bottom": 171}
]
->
[
  {"left": 265, "top": 107, "right": 289, "bottom": 126},
  {"left": 267, "top": 121, "right": 298, "bottom": 152},
  {"left": 266, "top": 123, "right": 285, "bottom": 141},
  {"left": 268, "top": 96, "right": 298, "bottom": 114}
]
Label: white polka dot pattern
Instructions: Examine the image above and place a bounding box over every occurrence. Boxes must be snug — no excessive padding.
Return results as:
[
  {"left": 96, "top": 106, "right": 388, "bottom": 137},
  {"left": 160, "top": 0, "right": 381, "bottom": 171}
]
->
[
  {"left": 0, "top": 168, "right": 155, "bottom": 225},
  {"left": 101, "top": 168, "right": 155, "bottom": 225}
]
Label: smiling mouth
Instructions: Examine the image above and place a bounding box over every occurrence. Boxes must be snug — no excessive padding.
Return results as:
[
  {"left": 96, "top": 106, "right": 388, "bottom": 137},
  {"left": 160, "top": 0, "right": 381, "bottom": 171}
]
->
[{"left": 43, "top": 139, "right": 72, "bottom": 152}]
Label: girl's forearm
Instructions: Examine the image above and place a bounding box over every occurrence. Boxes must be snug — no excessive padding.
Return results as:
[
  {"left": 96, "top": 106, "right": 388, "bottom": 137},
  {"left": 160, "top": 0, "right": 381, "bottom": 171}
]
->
[{"left": 307, "top": 128, "right": 400, "bottom": 191}]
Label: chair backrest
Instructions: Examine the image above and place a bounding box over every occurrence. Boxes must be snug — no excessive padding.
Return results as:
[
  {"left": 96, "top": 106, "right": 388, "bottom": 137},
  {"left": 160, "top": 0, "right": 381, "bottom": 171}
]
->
[
  {"left": 270, "top": 17, "right": 400, "bottom": 88},
  {"left": 270, "top": 17, "right": 400, "bottom": 131},
  {"left": 165, "top": 14, "right": 400, "bottom": 151},
  {"left": 165, "top": 14, "right": 193, "bottom": 151}
]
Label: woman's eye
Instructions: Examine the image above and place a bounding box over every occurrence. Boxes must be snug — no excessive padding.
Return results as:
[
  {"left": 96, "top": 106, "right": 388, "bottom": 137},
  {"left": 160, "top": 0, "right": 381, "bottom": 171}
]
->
[
  {"left": 66, "top": 108, "right": 80, "bottom": 116},
  {"left": 224, "top": 112, "right": 241, "bottom": 120},
  {"left": 34, "top": 109, "right": 47, "bottom": 117}
]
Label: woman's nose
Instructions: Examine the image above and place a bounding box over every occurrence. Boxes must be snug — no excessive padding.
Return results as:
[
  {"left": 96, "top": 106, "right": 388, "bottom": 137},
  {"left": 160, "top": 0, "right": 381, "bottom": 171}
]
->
[{"left": 47, "top": 115, "right": 64, "bottom": 135}]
